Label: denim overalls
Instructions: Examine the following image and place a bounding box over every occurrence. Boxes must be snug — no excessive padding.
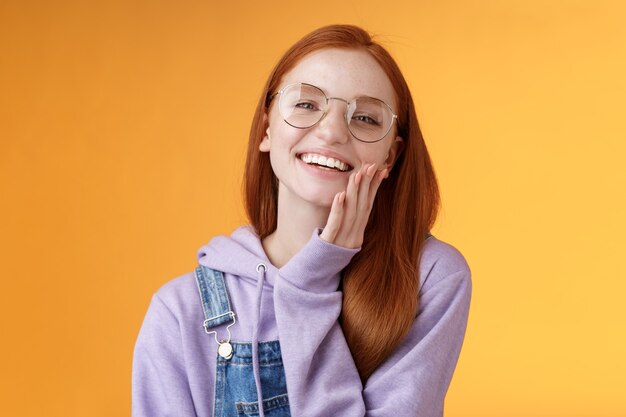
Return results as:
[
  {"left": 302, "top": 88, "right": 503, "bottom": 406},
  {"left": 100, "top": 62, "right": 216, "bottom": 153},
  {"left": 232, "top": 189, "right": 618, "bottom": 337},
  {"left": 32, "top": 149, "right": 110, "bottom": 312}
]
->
[{"left": 195, "top": 265, "right": 291, "bottom": 417}]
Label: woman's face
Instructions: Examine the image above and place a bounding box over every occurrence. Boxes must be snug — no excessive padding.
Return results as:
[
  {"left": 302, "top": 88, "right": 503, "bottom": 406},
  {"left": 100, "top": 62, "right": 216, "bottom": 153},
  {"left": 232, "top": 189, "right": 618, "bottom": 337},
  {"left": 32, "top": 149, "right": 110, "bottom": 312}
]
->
[{"left": 260, "top": 48, "right": 403, "bottom": 209}]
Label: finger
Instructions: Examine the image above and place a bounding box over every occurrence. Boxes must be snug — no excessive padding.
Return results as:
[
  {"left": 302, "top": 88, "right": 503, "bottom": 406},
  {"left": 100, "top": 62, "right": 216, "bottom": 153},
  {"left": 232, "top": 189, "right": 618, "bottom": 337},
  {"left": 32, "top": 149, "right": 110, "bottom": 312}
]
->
[
  {"left": 335, "top": 164, "right": 369, "bottom": 247},
  {"left": 366, "top": 167, "right": 387, "bottom": 208},
  {"left": 332, "top": 169, "right": 361, "bottom": 247},
  {"left": 356, "top": 163, "right": 377, "bottom": 211},
  {"left": 320, "top": 191, "right": 345, "bottom": 243},
  {"left": 354, "top": 168, "right": 362, "bottom": 187},
  {"left": 343, "top": 170, "right": 359, "bottom": 227},
  {"left": 350, "top": 163, "right": 376, "bottom": 226}
]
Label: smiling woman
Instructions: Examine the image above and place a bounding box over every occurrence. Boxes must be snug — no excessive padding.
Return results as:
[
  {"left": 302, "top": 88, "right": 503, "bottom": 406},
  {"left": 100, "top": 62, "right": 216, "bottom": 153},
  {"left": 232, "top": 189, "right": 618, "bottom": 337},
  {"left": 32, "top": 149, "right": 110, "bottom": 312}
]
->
[
  {"left": 259, "top": 48, "right": 403, "bottom": 215},
  {"left": 132, "top": 24, "right": 471, "bottom": 417}
]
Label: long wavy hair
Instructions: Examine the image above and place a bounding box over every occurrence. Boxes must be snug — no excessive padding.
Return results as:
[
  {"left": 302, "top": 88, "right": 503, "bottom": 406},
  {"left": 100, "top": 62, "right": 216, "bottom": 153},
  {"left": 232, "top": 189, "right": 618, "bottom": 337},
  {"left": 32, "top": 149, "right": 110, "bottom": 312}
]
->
[{"left": 244, "top": 24, "right": 440, "bottom": 381}]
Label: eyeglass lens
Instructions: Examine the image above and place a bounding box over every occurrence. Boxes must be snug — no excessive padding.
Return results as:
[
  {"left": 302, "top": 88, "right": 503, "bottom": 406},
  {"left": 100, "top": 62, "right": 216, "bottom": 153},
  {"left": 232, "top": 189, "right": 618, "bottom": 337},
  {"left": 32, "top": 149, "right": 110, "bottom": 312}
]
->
[{"left": 278, "top": 83, "right": 394, "bottom": 142}]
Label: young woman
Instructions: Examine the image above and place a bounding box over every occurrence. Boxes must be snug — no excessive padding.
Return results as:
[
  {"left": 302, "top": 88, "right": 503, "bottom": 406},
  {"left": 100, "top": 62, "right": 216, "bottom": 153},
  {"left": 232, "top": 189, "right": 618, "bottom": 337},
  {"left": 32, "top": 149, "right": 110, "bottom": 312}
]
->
[{"left": 133, "top": 25, "right": 471, "bottom": 417}]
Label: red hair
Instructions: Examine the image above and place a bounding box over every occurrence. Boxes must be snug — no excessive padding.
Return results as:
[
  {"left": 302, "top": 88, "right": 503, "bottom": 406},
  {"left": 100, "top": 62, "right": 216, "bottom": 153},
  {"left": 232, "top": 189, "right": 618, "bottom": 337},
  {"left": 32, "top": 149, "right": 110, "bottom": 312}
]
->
[{"left": 244, "top": 25, "right": 440, "bottom": 381}]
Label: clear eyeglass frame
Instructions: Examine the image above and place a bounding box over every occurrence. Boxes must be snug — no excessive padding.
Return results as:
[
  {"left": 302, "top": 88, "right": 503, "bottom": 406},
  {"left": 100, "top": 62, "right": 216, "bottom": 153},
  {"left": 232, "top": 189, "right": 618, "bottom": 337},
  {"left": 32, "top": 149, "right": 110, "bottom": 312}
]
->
[{"left": 270, "top": 82, "right": 398, "bottom": 143}]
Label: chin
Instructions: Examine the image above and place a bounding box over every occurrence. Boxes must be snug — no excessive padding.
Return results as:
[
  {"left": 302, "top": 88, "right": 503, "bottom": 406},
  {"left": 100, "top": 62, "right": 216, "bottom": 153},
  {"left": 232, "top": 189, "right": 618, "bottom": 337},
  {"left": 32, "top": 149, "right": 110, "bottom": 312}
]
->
[
  {"left": 300, "top": 189, "right": 339, "bottom": 209},
  {"left": 278, "top": 180, "right": 345, "bottom": 210},
  {"left": 307, "top": 194, "right": 336, "bottom": 209}
]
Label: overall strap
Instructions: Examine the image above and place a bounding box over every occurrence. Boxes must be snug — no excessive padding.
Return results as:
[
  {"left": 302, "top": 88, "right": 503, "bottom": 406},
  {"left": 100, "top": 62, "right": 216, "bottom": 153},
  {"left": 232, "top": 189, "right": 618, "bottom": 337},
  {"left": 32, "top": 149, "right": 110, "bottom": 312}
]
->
[{"left": 194, "top": 265, "right": 235, "bottom": 332}]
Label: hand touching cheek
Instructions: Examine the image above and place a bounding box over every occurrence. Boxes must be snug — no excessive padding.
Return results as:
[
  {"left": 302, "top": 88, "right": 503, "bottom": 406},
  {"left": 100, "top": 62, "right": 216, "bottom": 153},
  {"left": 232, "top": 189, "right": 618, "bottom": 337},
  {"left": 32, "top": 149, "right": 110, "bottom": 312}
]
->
[{"left": 320, "top": 163, "right": 388, "bottom": 249}]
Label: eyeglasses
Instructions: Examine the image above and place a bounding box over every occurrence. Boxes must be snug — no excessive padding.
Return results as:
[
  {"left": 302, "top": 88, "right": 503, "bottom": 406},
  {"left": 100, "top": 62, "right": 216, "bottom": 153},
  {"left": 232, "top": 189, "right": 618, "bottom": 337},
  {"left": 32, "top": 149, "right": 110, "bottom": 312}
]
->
[{"left": 271, "top": 83, "right": 398, "bottom": 143}]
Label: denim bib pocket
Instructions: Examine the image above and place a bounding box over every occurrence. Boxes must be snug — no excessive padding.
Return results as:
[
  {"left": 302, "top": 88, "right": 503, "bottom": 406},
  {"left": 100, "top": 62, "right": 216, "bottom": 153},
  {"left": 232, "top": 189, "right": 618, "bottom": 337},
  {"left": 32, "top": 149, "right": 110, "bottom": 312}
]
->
[
  {"left": 235, "top": 393, "right": 290, "bottom": 416},
  {"left": 215, "top": 341, "right": 291, "bottom": 417}
]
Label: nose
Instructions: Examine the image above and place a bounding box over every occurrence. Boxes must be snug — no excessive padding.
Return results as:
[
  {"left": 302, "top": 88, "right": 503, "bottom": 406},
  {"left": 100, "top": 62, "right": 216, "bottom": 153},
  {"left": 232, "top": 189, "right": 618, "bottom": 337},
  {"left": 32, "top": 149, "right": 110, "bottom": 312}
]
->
[{"left": 315, "top": 99, "right": 351, "bottom": 145}]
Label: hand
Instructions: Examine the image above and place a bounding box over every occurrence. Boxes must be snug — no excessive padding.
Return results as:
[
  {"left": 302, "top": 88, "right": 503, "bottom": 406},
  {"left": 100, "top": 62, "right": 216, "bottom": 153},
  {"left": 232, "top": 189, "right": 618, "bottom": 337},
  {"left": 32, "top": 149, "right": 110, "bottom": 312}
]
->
[{"left": 320, "top": 163, "right": 388, "bottom": 249}]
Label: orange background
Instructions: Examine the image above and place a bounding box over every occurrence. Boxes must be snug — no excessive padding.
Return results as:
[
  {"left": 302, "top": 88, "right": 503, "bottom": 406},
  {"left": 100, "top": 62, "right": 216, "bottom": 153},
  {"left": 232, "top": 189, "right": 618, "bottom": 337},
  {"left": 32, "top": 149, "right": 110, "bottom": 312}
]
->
[{"left": 1, "top": 1, "right": 625, "bottom": 416}]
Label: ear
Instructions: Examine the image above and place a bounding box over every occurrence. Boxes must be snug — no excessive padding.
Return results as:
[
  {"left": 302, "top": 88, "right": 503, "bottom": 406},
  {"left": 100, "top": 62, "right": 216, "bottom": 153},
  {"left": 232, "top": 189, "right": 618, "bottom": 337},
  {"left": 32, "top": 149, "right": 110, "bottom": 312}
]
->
[
  {"left": 384, "top": 136, "right": 404, "bottom": 171},
  {"left": 259, "top": 113, "right": 271, "bottom": 152}
]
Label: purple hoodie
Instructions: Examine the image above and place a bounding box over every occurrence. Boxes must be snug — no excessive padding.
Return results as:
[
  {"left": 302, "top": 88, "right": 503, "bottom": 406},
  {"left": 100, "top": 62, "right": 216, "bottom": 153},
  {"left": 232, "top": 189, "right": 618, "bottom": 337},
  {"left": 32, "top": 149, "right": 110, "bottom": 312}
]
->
[{"left": 132, "top": 226, "right": 471, "bottom": 417}]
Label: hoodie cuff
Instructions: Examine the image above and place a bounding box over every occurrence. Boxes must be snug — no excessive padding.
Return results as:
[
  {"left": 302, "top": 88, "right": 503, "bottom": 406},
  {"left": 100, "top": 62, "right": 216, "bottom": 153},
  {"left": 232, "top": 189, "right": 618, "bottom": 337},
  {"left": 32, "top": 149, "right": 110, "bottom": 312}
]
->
[{"left": 278, "top": 228, "right": 360, "bottom": 293}]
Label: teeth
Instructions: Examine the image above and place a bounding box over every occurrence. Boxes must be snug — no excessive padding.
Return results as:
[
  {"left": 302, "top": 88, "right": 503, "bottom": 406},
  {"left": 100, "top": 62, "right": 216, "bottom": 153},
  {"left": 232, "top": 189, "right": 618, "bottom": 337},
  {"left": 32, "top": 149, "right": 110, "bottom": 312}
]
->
[{"left": 300, "top": 153, "right": 349, "bottom": 172}]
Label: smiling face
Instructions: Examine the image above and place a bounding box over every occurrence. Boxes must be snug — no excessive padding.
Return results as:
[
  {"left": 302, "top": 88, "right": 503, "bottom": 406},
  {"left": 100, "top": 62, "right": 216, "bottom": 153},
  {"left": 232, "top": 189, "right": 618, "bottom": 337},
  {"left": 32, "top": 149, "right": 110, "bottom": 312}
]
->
[{"left": 259, "top": 48, "right": 403, "bottom": 209}]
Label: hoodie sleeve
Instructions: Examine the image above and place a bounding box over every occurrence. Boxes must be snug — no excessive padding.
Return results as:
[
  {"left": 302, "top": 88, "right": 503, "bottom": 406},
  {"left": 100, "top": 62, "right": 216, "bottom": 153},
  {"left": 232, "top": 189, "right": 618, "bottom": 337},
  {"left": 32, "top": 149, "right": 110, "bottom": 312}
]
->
[
  {"left": 132, "top": 294, "right": 197, "bottom": 417},
  {"left": 273, "top": 230, "right": 472, "bottom": 417}
]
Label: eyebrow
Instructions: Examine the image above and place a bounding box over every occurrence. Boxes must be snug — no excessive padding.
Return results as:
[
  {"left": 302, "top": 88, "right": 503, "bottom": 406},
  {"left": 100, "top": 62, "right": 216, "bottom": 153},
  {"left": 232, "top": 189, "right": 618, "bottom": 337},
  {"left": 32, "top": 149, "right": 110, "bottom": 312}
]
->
[{"left": 290, "top": 81, "right": 395, "bottom": 107}]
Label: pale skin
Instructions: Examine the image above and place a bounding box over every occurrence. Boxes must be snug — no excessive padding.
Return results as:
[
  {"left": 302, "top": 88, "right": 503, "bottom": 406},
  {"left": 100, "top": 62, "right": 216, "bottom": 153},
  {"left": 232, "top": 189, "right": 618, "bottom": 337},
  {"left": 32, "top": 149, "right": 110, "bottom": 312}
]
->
[{"left": 259, "top": 48, "right": 403, "bottom": 267}]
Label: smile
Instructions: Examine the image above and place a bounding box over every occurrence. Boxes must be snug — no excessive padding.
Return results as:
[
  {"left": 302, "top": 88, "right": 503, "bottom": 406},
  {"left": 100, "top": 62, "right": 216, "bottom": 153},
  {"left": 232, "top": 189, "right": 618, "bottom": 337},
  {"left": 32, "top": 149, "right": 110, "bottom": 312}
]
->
[{"left": 297, "top": 153, "right": 352, "bottom": 172}]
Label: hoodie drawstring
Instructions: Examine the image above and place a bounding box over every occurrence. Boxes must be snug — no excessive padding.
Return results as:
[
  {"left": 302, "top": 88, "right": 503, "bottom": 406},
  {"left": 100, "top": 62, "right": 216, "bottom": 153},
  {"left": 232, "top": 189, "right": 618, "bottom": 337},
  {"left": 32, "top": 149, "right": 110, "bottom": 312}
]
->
[{"left": 252, "top": 262, "right": 267, "bottom": 417}]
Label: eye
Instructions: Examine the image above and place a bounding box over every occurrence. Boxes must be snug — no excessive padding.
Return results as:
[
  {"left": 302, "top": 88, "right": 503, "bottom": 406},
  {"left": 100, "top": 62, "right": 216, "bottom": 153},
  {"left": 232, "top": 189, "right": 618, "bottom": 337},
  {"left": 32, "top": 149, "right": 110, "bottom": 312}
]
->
[
  {"left": 295, "top": 101, "right": 318, "bottom": 111},
  {"left": 353, "top": 114, "right": 381, "bottom": 126}
]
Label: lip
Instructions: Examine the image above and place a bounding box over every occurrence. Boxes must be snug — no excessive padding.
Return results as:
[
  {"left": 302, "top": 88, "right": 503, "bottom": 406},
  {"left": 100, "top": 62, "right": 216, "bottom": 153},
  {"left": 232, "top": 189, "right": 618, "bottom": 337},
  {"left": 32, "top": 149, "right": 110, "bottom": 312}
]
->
[{"left": 295, "top": 148, "right": 354, "bottom": 171}]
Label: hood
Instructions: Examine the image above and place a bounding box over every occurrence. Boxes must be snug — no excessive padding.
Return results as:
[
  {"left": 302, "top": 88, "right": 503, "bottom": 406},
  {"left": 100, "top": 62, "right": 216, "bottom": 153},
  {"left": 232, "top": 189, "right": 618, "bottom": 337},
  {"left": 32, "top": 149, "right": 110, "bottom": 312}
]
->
[{"left": 197, "top": 225, "right": 280, "bottom": 286}]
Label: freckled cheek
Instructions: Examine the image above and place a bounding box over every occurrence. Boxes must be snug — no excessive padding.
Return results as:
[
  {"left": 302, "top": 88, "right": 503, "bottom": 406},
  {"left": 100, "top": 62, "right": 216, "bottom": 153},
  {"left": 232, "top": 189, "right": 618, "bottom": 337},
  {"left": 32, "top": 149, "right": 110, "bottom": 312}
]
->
[
  {"left": 268, "top": 126, "right": 301, "bottom": 153},
  {"left": 355, "top": 145, "right": 390, "bottom": 166}
]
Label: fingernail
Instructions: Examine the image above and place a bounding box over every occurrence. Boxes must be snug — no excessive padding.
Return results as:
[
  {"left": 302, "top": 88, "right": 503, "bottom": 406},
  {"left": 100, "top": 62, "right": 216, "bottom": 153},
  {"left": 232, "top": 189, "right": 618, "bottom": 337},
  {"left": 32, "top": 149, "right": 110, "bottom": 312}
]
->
[{"left": 367, "top": 164, "right": 377, "bottom": 176}]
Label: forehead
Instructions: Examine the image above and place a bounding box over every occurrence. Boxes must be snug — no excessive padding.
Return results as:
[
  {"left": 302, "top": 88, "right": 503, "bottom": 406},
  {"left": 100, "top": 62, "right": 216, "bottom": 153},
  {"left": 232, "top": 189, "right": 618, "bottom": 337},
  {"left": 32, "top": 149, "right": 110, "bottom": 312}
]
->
[{"left": 280, "top": 48, "right": 397, "bottom": 110}]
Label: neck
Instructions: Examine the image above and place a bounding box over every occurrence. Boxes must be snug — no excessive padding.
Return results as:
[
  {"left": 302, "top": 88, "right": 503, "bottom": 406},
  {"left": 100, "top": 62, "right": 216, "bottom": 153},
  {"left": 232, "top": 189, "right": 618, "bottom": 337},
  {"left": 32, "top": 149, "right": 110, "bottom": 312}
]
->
[{"left": 261, "top": 185, "right": 330, "bottom": 268}]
